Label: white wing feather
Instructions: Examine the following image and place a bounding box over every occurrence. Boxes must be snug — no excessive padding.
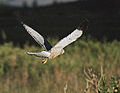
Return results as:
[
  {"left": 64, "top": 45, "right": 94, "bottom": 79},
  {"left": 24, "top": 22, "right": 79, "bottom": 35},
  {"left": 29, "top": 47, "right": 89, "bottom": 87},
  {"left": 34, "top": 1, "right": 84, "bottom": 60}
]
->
[
  {"left": 26, "top": 51, "right": 51, "bottom": 58},
  {"left": 23, "top": 24, "right": 52, "bottom": 51},
  {"left": 52, "top": 29, "right": 83, "bottom": 49}
]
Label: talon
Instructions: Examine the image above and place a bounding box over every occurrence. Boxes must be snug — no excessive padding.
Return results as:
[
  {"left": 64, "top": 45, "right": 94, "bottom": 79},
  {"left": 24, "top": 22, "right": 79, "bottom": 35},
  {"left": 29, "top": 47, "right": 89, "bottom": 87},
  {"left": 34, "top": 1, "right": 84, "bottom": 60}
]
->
[{"left": 42, "top": 58, "right": 48, "bottom": 64}]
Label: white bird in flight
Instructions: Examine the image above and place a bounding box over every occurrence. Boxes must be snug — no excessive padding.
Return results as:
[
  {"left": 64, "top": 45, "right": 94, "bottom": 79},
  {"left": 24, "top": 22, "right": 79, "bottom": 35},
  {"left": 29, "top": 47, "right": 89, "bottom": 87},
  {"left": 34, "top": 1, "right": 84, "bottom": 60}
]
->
[{"left": 22, "top": 20, "right": 88, "bottom": 64}]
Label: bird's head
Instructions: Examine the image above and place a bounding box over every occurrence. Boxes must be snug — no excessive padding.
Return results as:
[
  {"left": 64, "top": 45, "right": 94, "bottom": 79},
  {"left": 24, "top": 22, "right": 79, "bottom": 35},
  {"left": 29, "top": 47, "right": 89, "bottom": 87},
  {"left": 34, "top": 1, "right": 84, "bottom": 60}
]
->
[{"left": 61, "top": 49, "right": 65, "bottom": 54}]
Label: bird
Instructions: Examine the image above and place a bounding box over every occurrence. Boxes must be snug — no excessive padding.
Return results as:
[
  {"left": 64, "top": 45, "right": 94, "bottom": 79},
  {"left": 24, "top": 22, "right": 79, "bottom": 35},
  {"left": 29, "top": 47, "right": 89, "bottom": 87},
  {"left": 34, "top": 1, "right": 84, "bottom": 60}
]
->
[{"left": 22, "top": 20, "right": 88, "bottom": 64}]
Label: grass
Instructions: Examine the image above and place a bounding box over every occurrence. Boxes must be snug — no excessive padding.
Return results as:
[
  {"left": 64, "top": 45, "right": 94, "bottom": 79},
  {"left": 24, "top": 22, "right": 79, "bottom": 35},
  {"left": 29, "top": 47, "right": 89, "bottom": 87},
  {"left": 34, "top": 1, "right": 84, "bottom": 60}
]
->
[{"left": 0, "top": 38, "right": 120, "bottom": 93}]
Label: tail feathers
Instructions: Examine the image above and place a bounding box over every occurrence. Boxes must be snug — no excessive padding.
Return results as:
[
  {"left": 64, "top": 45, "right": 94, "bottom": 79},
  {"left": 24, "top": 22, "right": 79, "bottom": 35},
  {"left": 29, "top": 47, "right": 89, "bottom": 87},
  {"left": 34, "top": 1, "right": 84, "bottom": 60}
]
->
[
  {"left": 26, "top": 51, "right": 51, "bottom": 58},
  {"left": 26, "top": 52, "right": 34, "bottom": 55}
]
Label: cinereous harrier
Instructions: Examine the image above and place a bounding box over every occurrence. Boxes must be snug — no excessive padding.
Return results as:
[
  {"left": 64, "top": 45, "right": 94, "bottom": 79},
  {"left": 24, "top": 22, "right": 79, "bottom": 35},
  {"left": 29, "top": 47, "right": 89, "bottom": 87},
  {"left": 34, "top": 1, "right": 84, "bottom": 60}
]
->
[{"left": 22, "top": 20, "right": 88, "bottom": 64}]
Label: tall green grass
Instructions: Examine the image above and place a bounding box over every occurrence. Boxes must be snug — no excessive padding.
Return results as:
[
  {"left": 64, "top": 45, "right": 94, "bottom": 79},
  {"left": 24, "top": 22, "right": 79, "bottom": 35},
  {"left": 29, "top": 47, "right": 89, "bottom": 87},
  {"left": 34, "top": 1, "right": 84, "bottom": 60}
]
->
[{"left": 0, "top": 39, "right": 120, "bottom": 93}]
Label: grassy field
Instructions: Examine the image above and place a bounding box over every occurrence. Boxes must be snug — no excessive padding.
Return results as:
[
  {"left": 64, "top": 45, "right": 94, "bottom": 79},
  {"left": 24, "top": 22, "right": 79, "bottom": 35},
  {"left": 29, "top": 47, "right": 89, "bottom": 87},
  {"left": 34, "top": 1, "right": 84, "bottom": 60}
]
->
[{"left": 0, "top": 38, "right": 120, "bottom": 93}]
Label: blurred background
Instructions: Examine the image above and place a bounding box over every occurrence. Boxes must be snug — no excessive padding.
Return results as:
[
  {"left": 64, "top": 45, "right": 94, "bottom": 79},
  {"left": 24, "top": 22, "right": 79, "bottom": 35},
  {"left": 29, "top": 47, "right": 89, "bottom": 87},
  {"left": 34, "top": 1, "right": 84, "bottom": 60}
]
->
[
  {"left": 0, "top": 0, "right": 120, "bottom": 44},
  {"left": 0, "top": 0, "right": 120, "bottom": 93}
]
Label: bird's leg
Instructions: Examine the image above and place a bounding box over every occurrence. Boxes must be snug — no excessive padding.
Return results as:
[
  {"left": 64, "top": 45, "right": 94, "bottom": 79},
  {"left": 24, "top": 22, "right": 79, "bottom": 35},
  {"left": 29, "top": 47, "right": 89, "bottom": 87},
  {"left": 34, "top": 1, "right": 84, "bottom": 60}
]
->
[{"left": 42, "top": 58, "right": 48, "bottom": 64}]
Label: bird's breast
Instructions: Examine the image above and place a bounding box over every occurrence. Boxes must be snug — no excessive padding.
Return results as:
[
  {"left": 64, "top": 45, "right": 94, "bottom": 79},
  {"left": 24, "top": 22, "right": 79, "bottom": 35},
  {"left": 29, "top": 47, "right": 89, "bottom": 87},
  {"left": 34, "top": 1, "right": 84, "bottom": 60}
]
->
[
  {"left": 49, "top": 54, "right": 56, "bottom": 59},
  {"left": 49, "top": 48, "right": 62, "bottom": 59}
]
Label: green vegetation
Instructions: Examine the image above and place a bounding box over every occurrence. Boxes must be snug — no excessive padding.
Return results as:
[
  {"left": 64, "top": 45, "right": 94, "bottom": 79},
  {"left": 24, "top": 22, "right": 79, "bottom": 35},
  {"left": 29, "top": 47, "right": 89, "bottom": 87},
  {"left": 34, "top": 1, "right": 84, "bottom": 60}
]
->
[
  {"left": 84, "top": 67, "right": 120, "bottom": 93},
  {"left": 0, "top": 39, "right": 120, "bottom": 93}
]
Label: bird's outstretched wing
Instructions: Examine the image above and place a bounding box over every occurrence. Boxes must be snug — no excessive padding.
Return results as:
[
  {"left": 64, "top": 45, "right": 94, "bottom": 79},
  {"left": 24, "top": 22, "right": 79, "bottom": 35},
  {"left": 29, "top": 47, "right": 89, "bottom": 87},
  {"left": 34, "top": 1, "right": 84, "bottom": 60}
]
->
[
  {"left": 26, "top": 51, "right": 51, "bottom": 58},
  {"left": 52, "top": 29, "right": 82, "bottom": 50},
  {"left": 52, "top": 20, "right": 88, "bottom": 50},
  {"left": 22, "top": 23, "right": 52, "bottom": 51}
]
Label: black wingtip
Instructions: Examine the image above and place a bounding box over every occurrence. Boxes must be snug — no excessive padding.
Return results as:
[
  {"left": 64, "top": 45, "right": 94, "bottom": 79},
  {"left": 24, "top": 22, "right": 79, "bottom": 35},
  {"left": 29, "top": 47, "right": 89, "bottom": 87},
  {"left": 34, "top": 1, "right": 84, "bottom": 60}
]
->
[
  {"left": 21, "top": 22, "right": 26, "bottom": 26},
  {"left": 77, "top": 19, "right": 89, "bottom": 31},
  {"left": 21, "top": 21, "right": 24, "bottom": 25}
]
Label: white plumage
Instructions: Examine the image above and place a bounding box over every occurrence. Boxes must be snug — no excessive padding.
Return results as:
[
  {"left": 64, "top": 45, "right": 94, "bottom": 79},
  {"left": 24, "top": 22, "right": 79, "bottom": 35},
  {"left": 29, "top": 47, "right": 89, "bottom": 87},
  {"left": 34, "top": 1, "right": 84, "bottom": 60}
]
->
[
  {"left": 22, "top": 21, "right": 87, "bottom": 64},
  {"left": 26, "top": 51, "right": 51, "bottom": 58},
  {"left": 23, "top": 24, "right": 52, "bottom": 51},
  {"left": 52, "top": 29, "right": 82, "bottom": 50}
]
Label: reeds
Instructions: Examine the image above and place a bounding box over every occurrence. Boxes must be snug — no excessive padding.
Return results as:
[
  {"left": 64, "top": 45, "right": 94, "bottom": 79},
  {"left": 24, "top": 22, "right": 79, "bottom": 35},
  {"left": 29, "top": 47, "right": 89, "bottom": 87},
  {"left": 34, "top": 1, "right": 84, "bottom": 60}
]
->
[{"left": 0, "top": 39, "right": 120, "bottom": 93}]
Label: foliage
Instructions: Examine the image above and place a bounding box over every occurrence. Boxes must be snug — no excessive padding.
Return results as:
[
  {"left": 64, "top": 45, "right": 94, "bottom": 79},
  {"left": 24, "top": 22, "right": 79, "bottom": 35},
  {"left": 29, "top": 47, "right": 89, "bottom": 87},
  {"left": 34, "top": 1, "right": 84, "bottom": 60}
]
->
[
  {"left": 0, "top": 39, "right": 120, "bottom": 93},
  {"left": 84, "top": 67, "right": 120, "bottom": 93}
]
